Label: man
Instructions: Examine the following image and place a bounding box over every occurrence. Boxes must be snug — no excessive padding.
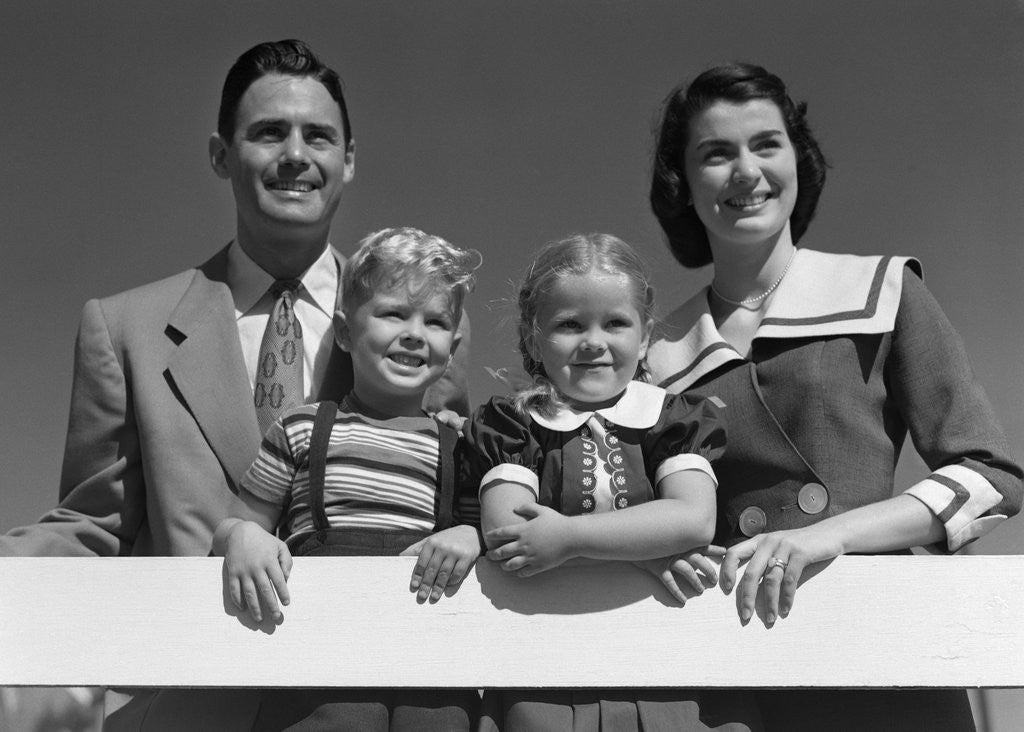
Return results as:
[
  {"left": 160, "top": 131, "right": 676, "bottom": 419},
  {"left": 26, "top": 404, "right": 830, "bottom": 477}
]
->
[{"left": 1, "top": 39, "right": 468, "bottom": 729}]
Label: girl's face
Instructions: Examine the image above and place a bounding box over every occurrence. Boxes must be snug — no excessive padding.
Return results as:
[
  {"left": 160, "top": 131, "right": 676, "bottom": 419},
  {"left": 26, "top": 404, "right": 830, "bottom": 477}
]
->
[
  {"left": 683, "top": 99, "right": 798, "bottom": 251},
  {"left": 528, "top": 271, "right": 652, "bottom": 409}
]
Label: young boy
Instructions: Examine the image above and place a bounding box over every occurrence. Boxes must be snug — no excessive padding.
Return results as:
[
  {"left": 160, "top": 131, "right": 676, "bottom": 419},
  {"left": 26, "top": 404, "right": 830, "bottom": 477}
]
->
[{"left": 214, "top": 227, "right": 482, "bottom": 625}]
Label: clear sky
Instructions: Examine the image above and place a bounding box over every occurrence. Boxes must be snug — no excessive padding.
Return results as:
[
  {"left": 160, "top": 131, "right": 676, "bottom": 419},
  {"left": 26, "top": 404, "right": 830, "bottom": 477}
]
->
[{"left": 2, "top": 1, "right": 1022, "bottom": 560}]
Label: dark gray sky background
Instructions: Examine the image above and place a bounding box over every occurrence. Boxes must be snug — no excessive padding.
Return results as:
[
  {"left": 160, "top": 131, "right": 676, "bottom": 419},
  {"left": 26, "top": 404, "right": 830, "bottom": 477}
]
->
[{"left": 3, "top": 1, "right": 1022, "bottom": 562}]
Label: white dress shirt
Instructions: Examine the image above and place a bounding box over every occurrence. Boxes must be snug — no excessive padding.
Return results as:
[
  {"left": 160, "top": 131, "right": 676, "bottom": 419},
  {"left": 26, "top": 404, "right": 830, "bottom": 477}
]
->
[{"left": 226, "top": 242, "right": 339, "bottom": 402}]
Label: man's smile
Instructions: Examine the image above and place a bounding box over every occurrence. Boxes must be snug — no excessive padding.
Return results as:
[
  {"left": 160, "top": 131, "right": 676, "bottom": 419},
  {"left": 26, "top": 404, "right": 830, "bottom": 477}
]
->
[{"left": 266, "top": 180, "right": 317, "bottom": 193}]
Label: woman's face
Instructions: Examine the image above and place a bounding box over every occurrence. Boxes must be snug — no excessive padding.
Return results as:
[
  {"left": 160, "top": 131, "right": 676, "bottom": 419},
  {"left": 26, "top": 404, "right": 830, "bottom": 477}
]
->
[{"left": 683, "top": 99, "right": 798, "bottom": 251}]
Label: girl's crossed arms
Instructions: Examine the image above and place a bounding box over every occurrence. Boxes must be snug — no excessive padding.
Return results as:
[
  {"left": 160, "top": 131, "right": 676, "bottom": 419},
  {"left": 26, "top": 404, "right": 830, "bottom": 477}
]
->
[{"left": 467, "top": 233, "right": 725, "bottom": 600}]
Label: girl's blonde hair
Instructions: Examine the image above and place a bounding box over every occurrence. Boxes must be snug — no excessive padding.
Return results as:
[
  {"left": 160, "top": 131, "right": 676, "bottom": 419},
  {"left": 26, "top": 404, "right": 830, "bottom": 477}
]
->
[{"left": 514, "top": 233, "right": 655, "bottom": 417}]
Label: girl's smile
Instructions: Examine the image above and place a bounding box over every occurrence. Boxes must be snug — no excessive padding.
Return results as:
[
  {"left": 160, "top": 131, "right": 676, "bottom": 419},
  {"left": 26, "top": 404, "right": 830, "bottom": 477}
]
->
[{"left": 528, "top": 271, "right": 652, "bottom": 409}]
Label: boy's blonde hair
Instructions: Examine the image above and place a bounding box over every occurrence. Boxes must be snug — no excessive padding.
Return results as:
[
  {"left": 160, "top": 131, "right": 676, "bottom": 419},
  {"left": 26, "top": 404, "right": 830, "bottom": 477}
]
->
[{"left": 340, "top": 227, "right": 480, "bottom": 320}]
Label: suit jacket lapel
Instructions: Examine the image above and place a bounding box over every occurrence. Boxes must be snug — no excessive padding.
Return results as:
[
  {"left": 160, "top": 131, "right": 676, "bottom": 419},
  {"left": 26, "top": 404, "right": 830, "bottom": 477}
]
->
[{"left": 166, "top": 246, "right": 263, "bottom": 488}]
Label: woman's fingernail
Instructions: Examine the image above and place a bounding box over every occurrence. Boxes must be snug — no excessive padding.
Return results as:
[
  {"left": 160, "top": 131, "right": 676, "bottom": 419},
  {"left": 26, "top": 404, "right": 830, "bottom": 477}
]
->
[
  {"left": 766, "top": 612, "right": 776, "bottom": 627},
  {"left": 740, "top": 608, "right": 751, "bottom": 624}
]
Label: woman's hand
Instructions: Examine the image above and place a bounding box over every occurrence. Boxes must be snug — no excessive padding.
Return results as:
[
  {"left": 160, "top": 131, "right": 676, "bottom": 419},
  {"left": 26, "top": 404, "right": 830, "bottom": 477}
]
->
[
  {"left": 485, "top": 504, "right": 574, "bottom": 576},
  {"left": 401, "top": 525, "right": 481, "bottom": 604},
  {"left": 221, "top": 521, "right": 293, "bottom": 623},
  {"left": 720, "top": 525, "right": 842, "bottom": 627},
  {"left": 633, "top": 545, "right": 724, "bottom": 605}
]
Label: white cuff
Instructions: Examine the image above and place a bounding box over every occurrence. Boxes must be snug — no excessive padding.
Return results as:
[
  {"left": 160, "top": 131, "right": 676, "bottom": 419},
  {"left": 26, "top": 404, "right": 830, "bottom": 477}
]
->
[
  {"left": 903, "top": 464, "right": 1006, "bottom": 551},
  {"left": 654, "top": 454, "right": 717, "bottom": 488},
  {"left": 479, "top": 463, "right": 539, "bottom": 500}
]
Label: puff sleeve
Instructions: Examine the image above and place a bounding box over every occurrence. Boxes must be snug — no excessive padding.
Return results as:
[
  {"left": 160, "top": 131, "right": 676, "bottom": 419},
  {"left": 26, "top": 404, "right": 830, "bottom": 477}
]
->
[
  {"left": 463, "top": 397, "right": 546, "bottom": 499},
  {"left": 644, "top": 393, "right": 728, "bottom": 493},
  {"left": 893, "top": 270, "right": 1022, "bottom": 551}
]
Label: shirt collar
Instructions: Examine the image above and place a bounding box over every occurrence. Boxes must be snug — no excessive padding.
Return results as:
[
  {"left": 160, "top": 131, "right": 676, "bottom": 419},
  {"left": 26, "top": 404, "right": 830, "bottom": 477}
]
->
[
  {"left": 529, "top": 381, "right": 667, "bottom": 432},
  {"left": 648, "top": 248, "right": 919, "bottom": 392},
  {"left": 227, "top": 242, "right": 340, "bottom": 318}
]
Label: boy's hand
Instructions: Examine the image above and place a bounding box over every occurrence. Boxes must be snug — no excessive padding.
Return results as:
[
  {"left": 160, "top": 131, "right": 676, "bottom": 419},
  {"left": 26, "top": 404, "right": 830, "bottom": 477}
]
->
[
  {"left": 222, "top": 521, "right": 293, "bottom": 623},
  {"left": 485, "top": 504, "right": 573, "bottom": 576},
  {"left": 402, "top": 525, "right": 481, "bottom": 603}
]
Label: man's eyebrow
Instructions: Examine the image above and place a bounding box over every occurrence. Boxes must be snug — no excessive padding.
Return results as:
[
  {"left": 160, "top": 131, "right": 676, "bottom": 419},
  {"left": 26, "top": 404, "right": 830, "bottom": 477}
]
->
[
  {"left": 242, "top": 119, "right": 341, "bottom": 138},
  {"left": 304, "top": 122, "right": 341, "bottom": 136},
  {"left": 243, "top": 118, "right": 286, "bottom": 134}
]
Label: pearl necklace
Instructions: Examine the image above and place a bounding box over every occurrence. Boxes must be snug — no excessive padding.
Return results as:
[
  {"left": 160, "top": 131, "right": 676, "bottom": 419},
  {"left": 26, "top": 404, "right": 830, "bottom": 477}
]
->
[{"left": 711, "top": 249, "right": 797, "bottom": 307}]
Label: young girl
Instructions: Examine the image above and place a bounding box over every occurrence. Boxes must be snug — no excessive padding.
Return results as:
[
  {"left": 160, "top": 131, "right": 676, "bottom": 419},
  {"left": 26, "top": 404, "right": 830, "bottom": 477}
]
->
[{"left": 468, "top": 233, "right": 750, "bottom": 731}]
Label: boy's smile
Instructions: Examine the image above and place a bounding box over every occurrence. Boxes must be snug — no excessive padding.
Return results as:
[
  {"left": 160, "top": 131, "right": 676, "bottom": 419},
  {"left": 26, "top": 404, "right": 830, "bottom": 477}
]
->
[{"left": 335, "top": 282, "right": 461, "bottom": 416}]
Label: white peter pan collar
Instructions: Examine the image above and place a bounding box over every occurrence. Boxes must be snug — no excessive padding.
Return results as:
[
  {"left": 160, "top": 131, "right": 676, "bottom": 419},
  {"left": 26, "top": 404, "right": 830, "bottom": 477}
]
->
[
  {"left": 529, "top": 381, "right": 667, "bottom": 432},
  {"left": 647, "top": 248, "right": 920, "bottom": 393}
]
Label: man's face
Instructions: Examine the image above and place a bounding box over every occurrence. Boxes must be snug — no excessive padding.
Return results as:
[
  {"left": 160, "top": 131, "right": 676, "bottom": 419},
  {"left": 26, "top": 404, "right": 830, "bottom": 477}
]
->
[{"left": 211, "top": 73, "right": 354, "bottom": 243}]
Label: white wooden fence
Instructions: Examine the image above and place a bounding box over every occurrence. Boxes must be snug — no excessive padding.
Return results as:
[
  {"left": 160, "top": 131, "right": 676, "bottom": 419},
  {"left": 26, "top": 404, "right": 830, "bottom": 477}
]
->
[{"left": 1, "top": 555, "right": 1021, "bottom": 689}]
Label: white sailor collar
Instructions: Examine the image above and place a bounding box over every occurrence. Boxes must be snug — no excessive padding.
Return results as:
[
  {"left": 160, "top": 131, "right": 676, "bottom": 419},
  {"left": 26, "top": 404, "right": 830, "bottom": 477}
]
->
[
  {"left": 647, "top": 248, "right": 921, "bottom": 392},
  {"left": 529, "top": 381, "right": 667, "bottom": 432}
]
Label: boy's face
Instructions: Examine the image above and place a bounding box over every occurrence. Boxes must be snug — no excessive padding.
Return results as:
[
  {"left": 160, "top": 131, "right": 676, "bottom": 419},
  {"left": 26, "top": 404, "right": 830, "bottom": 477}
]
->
[{"left": 335, "top": 281, "right": 461, "bottom": 417}]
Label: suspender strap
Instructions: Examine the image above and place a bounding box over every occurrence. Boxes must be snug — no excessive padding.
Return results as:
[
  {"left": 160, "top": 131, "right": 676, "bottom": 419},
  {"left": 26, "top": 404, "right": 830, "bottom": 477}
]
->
[
  {"left": 308, "top": 403, "right": 457, "bottom": 533},
  {"left": 433, "top": 419, "right": 458, "bottom": 531},
  {"left": 308, "top": 400, "right": 339, "bottom": 532}
]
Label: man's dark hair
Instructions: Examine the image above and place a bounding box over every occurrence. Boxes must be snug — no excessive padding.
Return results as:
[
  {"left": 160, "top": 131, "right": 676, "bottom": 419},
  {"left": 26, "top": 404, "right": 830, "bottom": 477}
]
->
[{"left": 217, "top": 39, "right": 352, "bottom": 147}]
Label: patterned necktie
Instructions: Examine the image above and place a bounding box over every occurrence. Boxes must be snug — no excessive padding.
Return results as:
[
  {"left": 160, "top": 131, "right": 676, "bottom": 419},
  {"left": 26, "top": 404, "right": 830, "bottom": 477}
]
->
[{"left": 254, "top": 279, "right": 304, "bottom": 436}]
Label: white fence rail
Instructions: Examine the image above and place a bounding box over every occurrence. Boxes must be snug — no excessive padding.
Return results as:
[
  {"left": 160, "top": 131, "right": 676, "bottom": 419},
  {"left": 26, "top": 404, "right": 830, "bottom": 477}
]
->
[{"left": 1, "top": 555, "right": 1021, "bottom": 689}]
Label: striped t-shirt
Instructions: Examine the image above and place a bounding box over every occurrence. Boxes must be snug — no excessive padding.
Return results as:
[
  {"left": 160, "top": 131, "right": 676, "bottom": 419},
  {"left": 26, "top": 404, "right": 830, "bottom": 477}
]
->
[{"left": 241, "top": 399, "right": 476, "bottom": 542}]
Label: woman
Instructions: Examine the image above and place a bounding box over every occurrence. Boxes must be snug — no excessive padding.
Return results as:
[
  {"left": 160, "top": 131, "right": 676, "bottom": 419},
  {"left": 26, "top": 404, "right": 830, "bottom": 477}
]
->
[{"left": 645, "top": 63, "right": 1022, "bottom": 731}]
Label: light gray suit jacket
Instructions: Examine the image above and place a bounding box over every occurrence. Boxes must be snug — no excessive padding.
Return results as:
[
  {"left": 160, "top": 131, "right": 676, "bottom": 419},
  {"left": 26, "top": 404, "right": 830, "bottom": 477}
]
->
[{"left": 1, "top": 244, "right": 469, "bottom": 558}]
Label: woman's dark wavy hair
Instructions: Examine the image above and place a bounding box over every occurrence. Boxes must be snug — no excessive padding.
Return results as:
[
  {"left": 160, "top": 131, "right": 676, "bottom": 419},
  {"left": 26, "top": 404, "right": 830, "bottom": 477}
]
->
[{"left": 650, "top": 63, "right": 827, "bottom": 268}]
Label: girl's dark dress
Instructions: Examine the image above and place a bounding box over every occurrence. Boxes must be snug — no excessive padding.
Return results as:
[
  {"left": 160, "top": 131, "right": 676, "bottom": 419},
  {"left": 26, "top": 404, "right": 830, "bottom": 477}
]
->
[{"left": 469, "top": 382, "right": 761, "bottom": 731}]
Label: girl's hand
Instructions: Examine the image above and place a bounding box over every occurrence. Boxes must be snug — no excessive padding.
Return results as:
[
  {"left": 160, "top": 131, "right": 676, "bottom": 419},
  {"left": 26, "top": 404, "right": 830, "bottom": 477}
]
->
[
  {"left": 401, "top": 525, "right": 481, "bottom": 604},
  {"left": 485, "top": 504, "right": 573, "bottom": 576},
  {"left": 633, "top": 545, "right": 724, "bottom": 605},
  {"left": 221, "top": 521, "right": 292, "bottom": 623},
  {"left": 720, "top": 526, "right": 842, "bottom": 627}
]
